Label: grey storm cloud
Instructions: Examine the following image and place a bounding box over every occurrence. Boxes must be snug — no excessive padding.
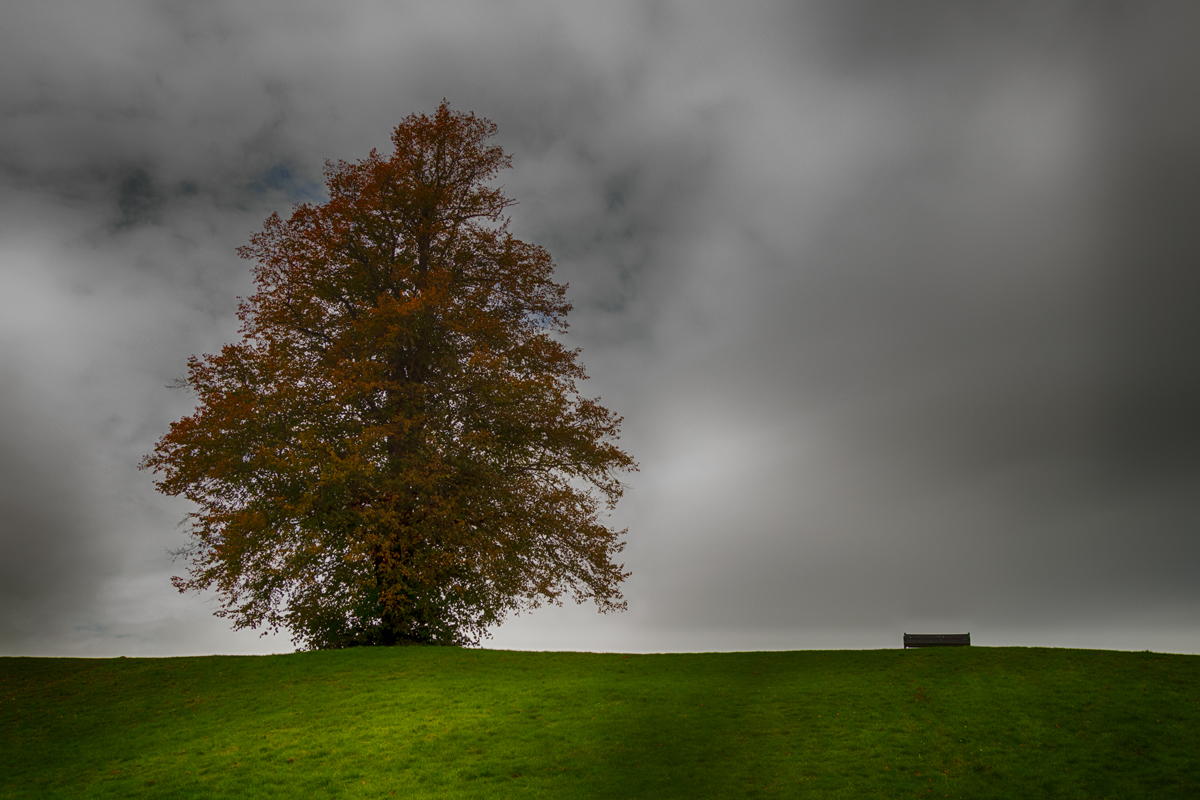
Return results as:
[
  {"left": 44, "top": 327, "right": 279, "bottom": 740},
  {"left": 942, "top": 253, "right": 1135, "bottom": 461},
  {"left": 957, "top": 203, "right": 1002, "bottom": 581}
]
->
[{"left": 0, "top": 0, "right": 1197, "bottom": 656}]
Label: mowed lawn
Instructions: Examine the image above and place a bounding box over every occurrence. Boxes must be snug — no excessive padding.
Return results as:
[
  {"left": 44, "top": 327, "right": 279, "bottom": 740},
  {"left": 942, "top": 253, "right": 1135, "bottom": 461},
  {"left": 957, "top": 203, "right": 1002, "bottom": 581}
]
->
[{"left": 2, "top": 646, "right": 1196, "bottom": 798}]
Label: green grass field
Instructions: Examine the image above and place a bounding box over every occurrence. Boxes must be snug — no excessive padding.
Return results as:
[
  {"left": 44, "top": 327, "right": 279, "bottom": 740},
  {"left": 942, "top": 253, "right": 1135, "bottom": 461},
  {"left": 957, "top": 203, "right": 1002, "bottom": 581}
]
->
[{"left": 2, "top": 646, "right": 1196, "bottom": 798}]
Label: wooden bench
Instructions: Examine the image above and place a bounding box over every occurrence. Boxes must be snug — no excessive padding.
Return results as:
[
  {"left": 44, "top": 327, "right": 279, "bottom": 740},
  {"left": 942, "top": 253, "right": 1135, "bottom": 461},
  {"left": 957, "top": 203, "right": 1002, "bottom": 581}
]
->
[{"left": 903, "top": 633, "right": 970, "bottom": 648}]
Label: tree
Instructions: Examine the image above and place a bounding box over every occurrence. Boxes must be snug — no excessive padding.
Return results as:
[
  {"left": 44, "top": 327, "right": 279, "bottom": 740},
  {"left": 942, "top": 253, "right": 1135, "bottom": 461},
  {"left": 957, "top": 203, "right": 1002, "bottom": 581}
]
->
[{"left": 141, "top": 103, "right": 636, "bottom": 649}]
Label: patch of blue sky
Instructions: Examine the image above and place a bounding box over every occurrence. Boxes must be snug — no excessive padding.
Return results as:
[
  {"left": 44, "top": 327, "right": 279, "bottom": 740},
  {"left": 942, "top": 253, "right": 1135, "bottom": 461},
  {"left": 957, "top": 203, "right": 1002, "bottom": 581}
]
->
[
  {"left": 247, "top": 162, "right": 325, "bottom": 204},
  {"left": 524, "top": 310, "right": 558, "bottom": 330}
]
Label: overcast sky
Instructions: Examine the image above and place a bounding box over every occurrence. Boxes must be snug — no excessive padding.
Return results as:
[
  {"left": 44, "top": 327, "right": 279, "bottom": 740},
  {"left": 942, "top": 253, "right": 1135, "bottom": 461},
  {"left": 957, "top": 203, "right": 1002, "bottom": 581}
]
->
[{"left": 2, "top": 0, "right": 1197, "bottom": 657}]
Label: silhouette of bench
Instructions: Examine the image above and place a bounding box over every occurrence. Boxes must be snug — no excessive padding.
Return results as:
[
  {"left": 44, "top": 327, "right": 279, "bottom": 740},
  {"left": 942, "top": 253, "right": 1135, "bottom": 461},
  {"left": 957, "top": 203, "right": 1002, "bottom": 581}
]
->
[{"left": 903, "top": 633, "right": 970, "bottom": 648}]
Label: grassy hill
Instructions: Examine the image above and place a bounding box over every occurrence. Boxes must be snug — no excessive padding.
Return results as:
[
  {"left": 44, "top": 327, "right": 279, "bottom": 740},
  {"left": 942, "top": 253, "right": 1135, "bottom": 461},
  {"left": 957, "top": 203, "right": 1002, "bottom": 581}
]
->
[{"left": 2, "top": 646, "right": 1196, "bottom": 798}]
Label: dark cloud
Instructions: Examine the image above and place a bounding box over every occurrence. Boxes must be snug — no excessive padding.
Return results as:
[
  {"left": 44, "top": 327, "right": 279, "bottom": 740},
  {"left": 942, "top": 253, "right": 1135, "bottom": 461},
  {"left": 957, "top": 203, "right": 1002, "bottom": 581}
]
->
[
  {"left": 1094, "top": 24, "right": 1200, "bottom": 481},
  {"left": 0, "top": 0, "right": 1197, "bottom": 655},
  {"left": 0, "top": 365, "right": 103, "bottom": 646}
]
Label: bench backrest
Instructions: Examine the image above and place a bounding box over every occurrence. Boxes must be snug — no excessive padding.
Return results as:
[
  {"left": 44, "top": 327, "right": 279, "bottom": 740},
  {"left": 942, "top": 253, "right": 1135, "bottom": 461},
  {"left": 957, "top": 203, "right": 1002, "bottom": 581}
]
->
[{"left": 903, "top": 633, "right": 970, "bottom": 648}]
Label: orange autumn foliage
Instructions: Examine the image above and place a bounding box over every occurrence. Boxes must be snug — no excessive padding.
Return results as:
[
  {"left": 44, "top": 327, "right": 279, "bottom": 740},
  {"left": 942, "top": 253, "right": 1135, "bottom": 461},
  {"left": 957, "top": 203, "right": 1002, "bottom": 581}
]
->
[{"left": 141, "top": 103, "right": 636, "bottom": 649}]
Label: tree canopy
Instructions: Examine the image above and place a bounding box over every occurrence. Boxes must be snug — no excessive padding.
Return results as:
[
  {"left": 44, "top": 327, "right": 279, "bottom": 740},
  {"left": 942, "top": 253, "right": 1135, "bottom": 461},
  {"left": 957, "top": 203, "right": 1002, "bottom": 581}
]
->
[{"left": 141, "top": 103, "right": 636, "bottom": 649}]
